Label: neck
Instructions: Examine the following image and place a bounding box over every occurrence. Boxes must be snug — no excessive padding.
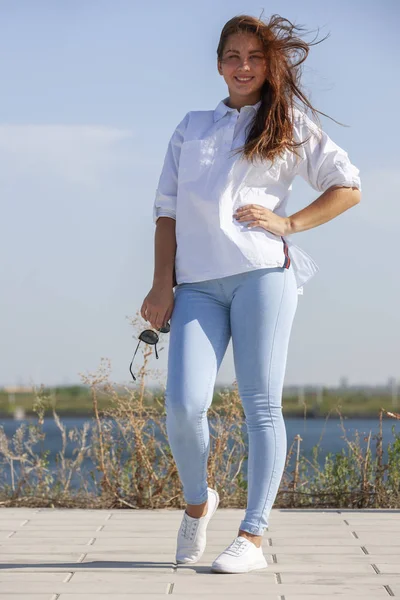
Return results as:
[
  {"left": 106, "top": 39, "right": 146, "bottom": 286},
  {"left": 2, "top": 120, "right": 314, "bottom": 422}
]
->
[{"left": 225, "top": 93, "right": 261, "bottom": 111}]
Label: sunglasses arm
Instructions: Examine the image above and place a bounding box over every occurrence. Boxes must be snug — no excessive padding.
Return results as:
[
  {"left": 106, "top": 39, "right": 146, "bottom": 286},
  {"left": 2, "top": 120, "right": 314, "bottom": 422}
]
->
[
  {"left": 129, "top": 339, "right": 142, "bottom": 381},
  {"left": 129, "top": 337, "right": 160, "bottom": 382}
]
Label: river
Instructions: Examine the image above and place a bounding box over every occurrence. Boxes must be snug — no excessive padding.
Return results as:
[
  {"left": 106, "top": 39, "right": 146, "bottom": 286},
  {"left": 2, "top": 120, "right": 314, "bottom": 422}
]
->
[{"left": 1, "top": 416, "right": 399, "bottom": 492}]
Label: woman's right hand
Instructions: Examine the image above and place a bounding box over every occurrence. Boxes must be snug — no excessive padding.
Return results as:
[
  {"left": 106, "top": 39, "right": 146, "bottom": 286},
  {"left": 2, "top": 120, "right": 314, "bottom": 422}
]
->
[{"left": 140, "top": 282, "right": 175, "bottom": 330}]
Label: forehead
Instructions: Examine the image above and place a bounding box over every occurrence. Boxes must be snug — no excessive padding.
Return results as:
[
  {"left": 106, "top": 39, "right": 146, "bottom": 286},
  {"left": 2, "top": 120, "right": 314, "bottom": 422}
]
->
[{"left": 223, "top": 32, "right": 264, "bottom": 52}]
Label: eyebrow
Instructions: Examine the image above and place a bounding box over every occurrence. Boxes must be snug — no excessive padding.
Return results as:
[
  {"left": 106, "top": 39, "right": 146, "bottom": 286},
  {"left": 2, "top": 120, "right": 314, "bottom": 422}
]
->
[{"left": 224, "top": 49, "right": 264, "bottom": 54}]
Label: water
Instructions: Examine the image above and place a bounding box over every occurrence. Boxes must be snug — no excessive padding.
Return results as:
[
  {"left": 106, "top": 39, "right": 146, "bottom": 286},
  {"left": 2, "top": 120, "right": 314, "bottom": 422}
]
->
[{"left": 1, "top": 415, "right": 399, "bottom": 492}]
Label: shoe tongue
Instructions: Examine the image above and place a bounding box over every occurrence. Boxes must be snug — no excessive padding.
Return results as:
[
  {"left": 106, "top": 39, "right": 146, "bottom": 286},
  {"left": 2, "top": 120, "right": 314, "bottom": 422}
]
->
[{"left": 237, "top": 536, "right": 250, "bottom": 543}]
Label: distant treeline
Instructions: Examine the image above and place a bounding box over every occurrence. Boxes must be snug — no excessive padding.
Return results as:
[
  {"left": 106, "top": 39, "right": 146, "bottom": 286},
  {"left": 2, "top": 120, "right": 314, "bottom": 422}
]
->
[{"left": 0, "top": 384, "right": 399, "bottom": 418}]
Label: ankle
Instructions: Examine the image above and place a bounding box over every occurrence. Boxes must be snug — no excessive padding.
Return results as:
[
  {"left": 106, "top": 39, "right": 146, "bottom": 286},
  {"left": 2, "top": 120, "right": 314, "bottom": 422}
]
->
[
  {"left": 238, "top": 530, "right": 262, "bottom": 548},
  {"left": 185, "top": 501, "right": 208, "bottom": 518}
]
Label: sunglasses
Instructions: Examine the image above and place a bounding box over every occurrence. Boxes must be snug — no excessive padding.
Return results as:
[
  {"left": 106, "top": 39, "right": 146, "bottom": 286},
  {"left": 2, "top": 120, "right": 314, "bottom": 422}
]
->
[{"left": 129, "top": 322, "right": 171, "bottom": 381}]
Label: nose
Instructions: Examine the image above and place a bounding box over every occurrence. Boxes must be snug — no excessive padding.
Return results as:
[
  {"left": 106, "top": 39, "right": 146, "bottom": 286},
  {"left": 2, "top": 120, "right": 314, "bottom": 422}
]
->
[{"left": 237, "top": 59, "right": 251, "bottom": 69}]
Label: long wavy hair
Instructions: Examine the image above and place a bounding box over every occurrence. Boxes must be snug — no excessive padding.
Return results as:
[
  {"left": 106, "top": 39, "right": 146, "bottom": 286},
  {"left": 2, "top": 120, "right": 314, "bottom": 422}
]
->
[{"left": 217, "top": 13, "right": 345, "bottom": 164}]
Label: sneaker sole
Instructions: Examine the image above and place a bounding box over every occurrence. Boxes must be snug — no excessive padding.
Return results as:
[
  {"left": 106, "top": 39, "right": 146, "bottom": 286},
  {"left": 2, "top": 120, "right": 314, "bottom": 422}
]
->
[
  {"left": 211, "top": 557, "right": 268, "bottom": 574},
  {"left": 175, "top": 487, "right": 220, "bottom": 564}
]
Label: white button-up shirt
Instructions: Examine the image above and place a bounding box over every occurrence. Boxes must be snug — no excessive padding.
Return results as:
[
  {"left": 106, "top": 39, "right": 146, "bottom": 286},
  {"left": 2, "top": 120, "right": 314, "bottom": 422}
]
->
[{"left": 153, "top": 96, "right": 361, "bottom": 291}]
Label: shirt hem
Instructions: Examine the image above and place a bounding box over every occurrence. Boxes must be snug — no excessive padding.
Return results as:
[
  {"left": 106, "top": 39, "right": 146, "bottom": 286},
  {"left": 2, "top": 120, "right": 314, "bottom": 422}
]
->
[{"left": 175, "top": 261, "right": 286, "bottom": 285}]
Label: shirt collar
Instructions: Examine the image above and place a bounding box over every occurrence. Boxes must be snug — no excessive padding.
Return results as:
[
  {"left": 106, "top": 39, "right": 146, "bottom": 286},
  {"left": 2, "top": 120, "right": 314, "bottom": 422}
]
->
[{"left": 213, "top": 96, "right": 262, "bottom": 122}]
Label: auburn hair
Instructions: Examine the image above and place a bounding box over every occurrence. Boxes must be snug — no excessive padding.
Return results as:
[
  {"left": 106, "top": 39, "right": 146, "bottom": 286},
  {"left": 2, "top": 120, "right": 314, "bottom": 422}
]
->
[{"left": 217, "top": 13, "right": 345, "bottom": 164}]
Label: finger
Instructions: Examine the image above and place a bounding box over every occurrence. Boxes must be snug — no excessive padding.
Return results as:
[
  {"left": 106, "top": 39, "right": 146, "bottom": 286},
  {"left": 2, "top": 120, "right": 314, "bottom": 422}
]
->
[
  {"left": 235, "top": 210, "right": 254, "bottom": 220},
  {"left": 151, "top": 311, "right": 160, "bottom": 329},
  {"left": 237, "top": 208, "right": 261, "bottom": 217},
  {"left": 247, "top": 219, "right": 263, "bottom": 228},
  {"left": 163, "top": 310, "right": 172, "bottom": 327},
  {"left": 155, "top": 312, "right": 167, "bottom": 330}
]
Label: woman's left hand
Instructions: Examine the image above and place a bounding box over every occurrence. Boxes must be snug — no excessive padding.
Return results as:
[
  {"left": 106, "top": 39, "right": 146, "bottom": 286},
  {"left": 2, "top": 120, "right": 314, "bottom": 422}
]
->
[{"left": 234, "top": 204, "right": 291, "bottom": 237}]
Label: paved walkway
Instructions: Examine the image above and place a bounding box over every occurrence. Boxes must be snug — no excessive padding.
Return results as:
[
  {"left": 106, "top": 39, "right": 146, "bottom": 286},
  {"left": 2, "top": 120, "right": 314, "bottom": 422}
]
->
[{"left": 0, "top": 507, "right": 399, "bottom": 599}]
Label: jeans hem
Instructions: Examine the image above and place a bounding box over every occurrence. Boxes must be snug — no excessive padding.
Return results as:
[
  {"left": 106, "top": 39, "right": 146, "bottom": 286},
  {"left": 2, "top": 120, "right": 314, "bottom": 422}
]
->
[
  {"left": 184, "top": 491, "right": 209, "bottom": 505},
  {"left": 239, "top": 521, "right": 266, "bottom": 536}
]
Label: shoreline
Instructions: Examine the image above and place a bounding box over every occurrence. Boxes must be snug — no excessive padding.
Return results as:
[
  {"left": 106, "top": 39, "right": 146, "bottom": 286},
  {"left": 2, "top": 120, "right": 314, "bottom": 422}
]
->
[{"left": 0, "top": 410, "right": 391, "bottom": 420}]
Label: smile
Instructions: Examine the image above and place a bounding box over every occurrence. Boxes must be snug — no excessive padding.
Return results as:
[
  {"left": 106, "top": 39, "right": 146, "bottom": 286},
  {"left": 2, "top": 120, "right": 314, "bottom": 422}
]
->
[{"left": 234, "top": 76, "right": 254, "bottom": 83}]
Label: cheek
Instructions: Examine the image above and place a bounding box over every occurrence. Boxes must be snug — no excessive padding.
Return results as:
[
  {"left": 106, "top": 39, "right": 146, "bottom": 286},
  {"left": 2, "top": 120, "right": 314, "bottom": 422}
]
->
[
  {"left": 224, "top": 68, "right": 237, "bottom": 79},
  {"left": 255, "top": 66, "right": 267, "bottom": 79}
]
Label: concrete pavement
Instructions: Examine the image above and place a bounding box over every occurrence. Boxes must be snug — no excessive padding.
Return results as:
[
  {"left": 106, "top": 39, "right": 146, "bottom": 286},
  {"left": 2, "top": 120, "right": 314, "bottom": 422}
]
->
[{"left": 0, "top": 507, "right": 399, "bottom": 598}]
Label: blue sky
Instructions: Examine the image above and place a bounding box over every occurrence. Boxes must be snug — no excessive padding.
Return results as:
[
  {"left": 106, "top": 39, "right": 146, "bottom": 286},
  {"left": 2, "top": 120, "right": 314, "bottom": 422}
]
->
[{"left": 1, "top": 0, "right": 399, "bottom": 389}]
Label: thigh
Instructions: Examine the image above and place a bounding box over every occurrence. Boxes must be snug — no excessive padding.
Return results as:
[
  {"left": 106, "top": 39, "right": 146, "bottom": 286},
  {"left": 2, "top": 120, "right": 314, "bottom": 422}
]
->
[
  {"left": 230, "top": 267, "right": 298, "bottom": 405},
  {"left": 166, "top": 283, "right": 231, "bottom": 415}
]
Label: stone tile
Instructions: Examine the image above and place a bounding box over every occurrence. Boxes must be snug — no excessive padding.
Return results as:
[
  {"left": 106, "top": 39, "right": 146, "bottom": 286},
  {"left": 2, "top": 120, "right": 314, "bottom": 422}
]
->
[
  {"left": 270, "top": 545, "right": 364, "bottom": 554},
  {"left": 69, "top": 572, "right": 179, "bottom": 582},
  {"left": 57, "top": 596, "right": 173, "bottom": 600},
  {"left": 176, "top": 561, "right": 374, "bottom": 573},
  {"left": 3, "top": 538, "right": 93, "bottom": 546},
  {"left": 272, "top": 554, "right": 374, "bottom": 564},
  {"left": 26, "top": 515, "right": 108, "bottom": 519},
  {"left": 0, "top": 573, "right": 71, "bottom": 582},
  {"left": 353, "top": 535, "right": 399, "bottom": 544},
  {"left": 0, "top": 546, "right": 93, "bottom": 554},
  {"left": 351, "top": 525, "right": 400, "bottom": 531},
  {"left": 0, "top": 565, "right": 175, "bottom": 574},
  {"left": 268, "top": 538, "right": 361, "bottom": 546},
  {"left": 262, "top": 531, "right": 355, "bottom": 540},
  {"left": 0, "top": 508, "right": 398, "bottom": 597},
  {"left": 100, "top": 526, "right": 179, "bottom": 533},
  {"left": 363, "top": 546, "right": 400, "bottom": 555},
  {"left": 171, "top": 582, "right": 391, "bottom": 595},
  {"left": 279, "top": 572, "right": 400, "bottom": 584},
  {"left": 0, "top": 533, "right": 14, "bottom": 540},
  {"left": 283, "top": 597, "right": 386, "bottom": 600},
  {"left": 389, "top": 584, "right": 400, "bottom": 595},
  {"left": 86, "top": 542, "right": 222, "bottom": 552},
  {"left": 0, "top": 554, "right": 84, "bottom": 563},
  {"left": 68, "top": 571, "right": 274, "bottom": 583},
  {"left": 0, "top": 521, "right": 33, "bottom": 529},
  {"left": 95, "top": 531, "right": 177, "bottom": 538},
  {"left": 0, "top": 582, "right": 169, "bottom": 594},
  {"left": 21, "top": 525, "right": 100, "bottom": 531},
  {"left": 376, "top": 564, "right": 400, "bottom": 574},
  {"left": 82, "top": 553, "right": 181, "bottom": 562},
  {"left": 0, "top": 595, "right": 54, "bottom": 600},
  {"left": 10, "top": 531, "right": 95, "bottom": 539}
]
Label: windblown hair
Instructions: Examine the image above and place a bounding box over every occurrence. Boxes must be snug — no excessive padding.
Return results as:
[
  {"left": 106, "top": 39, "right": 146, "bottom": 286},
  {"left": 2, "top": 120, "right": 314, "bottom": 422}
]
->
[{"left": 217, "top": 13, "right": 342, "bottom": 164}]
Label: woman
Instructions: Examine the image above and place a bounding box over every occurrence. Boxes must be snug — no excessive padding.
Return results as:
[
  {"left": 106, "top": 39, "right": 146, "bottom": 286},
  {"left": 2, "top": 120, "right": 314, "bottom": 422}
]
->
[{"left": 140, "top": 14, "right": 361, "bottom": 574}]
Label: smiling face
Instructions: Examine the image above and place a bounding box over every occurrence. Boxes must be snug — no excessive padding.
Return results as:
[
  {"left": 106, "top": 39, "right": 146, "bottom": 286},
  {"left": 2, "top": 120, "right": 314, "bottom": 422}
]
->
[{"left": 217, "top": 31, "right": 268, "bottom": 109}]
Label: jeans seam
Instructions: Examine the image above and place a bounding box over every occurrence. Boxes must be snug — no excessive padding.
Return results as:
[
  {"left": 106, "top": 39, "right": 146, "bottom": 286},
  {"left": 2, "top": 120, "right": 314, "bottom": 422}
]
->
[
  {"left": 253, "top": 269, "right": 287, "bottom": 534},
  {"left": 196, "top": 307, "right": 230, "bottom": 503}
]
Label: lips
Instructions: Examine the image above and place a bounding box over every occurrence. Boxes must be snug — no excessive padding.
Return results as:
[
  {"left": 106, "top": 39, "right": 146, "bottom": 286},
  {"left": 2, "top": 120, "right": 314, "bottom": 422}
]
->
[{"left": 234, "top": 76, "right": 254, "bottom": 83}]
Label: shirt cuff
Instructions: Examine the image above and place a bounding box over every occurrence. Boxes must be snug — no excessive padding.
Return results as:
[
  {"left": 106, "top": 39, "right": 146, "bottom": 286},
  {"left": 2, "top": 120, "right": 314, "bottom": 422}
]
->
[
  {"left": 153, "top": 207, "right": 176, "bottom": 223},
  {"left": 320, "top": 158, "right": 362, "bottom": 193}
]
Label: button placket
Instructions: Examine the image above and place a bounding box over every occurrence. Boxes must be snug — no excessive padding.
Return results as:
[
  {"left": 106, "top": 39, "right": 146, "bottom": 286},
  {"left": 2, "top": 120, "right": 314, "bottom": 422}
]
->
[{"left": 224, "top": 114, "right": 238, "bottom": 149}]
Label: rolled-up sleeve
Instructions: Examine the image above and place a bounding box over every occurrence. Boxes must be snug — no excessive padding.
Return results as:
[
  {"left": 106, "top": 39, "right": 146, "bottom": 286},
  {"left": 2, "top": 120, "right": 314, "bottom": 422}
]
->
[
  {"left": 293, "top": 111, "right": 362, "bottom": 193},
  {"left": 153, "top": 112, "right": 190, "bottom": 224}
]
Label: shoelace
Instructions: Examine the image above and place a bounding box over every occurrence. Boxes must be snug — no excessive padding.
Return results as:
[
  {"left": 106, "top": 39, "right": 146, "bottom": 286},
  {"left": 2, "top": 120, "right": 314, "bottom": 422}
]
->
[
  {"left": 227, "top": 537, "right": 248, "bottom": 556},
  {"left": 180, "top": 513, "right": 200, "bottom": 542}
]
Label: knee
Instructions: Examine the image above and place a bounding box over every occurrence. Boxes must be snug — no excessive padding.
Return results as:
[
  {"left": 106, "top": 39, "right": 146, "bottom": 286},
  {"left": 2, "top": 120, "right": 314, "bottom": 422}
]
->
[{"left": 165, "top": 392, "right": 205, "bottom": 424}]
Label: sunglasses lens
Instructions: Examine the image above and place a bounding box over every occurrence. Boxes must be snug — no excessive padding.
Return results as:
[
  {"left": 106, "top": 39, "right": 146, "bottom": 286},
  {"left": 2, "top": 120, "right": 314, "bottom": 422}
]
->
[
  {"left": 139, "top": 330, "right": 158, "bottom": 344},
  {"left": 159, "top": 322, "right": 170, "bottom": 334}
]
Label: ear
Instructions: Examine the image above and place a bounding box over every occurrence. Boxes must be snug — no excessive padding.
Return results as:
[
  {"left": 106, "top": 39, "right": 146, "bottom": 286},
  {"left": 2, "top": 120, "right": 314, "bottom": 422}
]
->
[{"left": 217, "top": 59, "right": 222, "bottom": 75}]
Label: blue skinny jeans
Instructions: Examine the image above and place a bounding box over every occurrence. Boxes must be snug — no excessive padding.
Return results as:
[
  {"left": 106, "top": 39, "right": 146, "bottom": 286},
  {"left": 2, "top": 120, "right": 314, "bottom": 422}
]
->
[{"left": 165, "top": 266, "right": 298, "bottom": 536}]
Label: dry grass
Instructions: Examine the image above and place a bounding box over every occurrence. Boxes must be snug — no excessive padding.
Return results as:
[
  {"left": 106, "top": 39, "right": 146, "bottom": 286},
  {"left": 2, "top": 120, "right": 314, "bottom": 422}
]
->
[{"left": 0, "top": 312, "right": 399, "bottom": 509}]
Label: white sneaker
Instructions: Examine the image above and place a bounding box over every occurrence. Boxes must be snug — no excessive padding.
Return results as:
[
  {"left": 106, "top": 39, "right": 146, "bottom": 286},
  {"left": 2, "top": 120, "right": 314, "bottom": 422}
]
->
[
  {"left": 211, "top": 535, "right": 268, "bottom": 573},
  {"left": 175, "top": 487, "right": 219, "bottom": 564}
]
